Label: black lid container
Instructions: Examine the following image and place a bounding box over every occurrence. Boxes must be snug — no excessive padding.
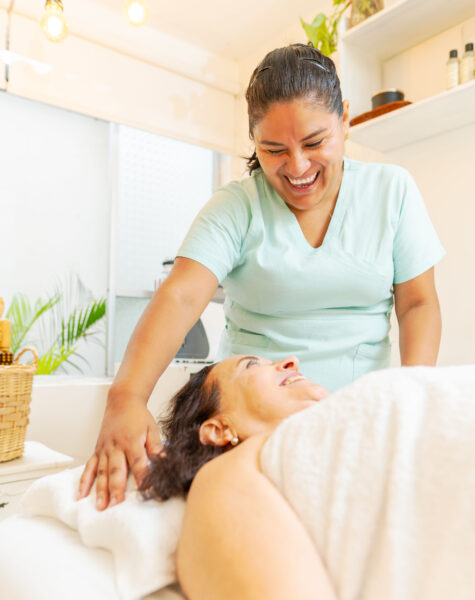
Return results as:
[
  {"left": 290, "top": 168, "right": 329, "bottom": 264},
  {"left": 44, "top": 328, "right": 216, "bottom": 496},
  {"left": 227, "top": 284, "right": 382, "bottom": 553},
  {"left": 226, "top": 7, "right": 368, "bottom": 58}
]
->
[{"left": 371, "top": 89, "right": 405, "bottom": 110}]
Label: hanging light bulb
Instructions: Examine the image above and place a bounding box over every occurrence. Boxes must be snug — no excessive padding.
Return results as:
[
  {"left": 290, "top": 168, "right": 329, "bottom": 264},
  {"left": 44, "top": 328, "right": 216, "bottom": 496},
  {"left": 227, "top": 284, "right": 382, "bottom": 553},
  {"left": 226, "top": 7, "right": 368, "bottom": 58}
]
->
[
  {"left": 40, "top": 0, "right": 69, "bottom": 42},
  {"left": 125, "top": 0, "right": 149, "bottom": 26}
]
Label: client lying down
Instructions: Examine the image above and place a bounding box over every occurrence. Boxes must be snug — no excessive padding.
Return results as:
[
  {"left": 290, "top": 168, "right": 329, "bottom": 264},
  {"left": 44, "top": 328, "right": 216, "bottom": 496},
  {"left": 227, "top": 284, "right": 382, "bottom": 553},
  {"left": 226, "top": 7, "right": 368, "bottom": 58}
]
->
[
  {"left": 2, "top": 356, "right": 474, "bottom": 600},
  {"left": 140, "top": 355, "right": 475, "bottom": 600}
]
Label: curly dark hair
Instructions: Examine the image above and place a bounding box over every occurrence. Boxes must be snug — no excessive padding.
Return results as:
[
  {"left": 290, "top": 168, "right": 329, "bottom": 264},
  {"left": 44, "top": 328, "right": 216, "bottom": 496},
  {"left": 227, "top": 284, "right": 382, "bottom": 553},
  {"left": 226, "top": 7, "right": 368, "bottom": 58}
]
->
[
  {"left": 245, "top": 43, "right": 343, "bottom": 174},
  {"left": 140, "top": 363, "right": 228, "bottom": 501}
]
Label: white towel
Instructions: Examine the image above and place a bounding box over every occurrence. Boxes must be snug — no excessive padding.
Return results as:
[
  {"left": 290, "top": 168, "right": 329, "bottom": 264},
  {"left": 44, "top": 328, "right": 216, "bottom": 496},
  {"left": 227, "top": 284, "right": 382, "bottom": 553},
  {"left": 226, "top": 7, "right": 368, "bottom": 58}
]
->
[
  {"left": 260, "top": 365, "right": 475, "bottom": 600},
  {"left": 19, "top": 467, "right": 186, "bottom": 600}
]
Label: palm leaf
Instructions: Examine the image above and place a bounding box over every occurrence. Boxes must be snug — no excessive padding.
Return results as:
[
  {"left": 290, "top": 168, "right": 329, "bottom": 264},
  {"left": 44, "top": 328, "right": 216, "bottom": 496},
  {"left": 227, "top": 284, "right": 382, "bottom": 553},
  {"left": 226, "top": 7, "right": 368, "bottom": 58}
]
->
[
  {"left": 6, "top": 293, "right": 60, "bottom": 354},
  {"left": 7, "top": 272, "right": 106, "bottom": 375},
  {"left": 59, "top": 298, "right": 106, "bottom": 347},
  {"left": 37, "top": 342, "right": 78, "bottom": 375}
]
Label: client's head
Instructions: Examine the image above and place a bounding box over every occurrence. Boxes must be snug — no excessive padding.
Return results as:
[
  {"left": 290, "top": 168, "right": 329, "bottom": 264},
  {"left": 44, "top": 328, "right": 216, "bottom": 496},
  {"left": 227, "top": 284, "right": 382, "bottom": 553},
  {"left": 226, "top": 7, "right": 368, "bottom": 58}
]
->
[{"left": 140, "top": 354, "right": 329, "bottom": 501}]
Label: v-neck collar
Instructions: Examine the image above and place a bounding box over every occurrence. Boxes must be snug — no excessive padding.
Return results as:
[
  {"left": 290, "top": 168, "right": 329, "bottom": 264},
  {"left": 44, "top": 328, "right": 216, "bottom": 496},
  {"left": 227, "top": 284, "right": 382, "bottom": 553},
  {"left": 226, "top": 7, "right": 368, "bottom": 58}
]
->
[{"left": 265, "top": 157, "right": 349, "bottom": 252}]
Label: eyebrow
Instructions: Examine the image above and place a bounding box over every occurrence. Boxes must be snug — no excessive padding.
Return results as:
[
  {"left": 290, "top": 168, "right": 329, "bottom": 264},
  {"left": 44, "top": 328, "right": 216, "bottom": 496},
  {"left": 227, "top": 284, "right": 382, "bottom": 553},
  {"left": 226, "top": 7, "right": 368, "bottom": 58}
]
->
[{"left": 259, "top": 128, "right": 327, "bottom": 146}]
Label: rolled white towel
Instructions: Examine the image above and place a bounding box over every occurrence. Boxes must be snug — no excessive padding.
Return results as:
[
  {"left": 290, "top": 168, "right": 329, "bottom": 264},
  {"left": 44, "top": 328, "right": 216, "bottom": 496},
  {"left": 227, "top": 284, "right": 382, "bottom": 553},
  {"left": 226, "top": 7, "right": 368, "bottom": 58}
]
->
[{"left": 19, "top": 467, "right": 185, "bottom": 600}]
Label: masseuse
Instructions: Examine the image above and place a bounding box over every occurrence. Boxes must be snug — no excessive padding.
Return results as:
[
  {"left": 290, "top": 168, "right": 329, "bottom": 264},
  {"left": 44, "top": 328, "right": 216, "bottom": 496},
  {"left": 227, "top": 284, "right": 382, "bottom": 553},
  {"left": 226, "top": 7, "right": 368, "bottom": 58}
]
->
[{"left": 78, "top": 43, "right": 445, "bottom": 508}]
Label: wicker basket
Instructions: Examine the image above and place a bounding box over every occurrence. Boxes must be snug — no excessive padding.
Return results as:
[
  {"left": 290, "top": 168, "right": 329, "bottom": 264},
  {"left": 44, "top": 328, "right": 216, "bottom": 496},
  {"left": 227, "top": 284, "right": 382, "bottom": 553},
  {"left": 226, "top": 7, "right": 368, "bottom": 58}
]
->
[{"left": 0, "top": 347, "right": 38, "bottom": 463}]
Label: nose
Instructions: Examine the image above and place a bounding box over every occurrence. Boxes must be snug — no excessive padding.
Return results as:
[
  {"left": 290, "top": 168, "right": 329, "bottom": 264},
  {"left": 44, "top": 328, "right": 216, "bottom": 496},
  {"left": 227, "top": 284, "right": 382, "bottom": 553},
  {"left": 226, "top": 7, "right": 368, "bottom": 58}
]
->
[
  {"left": 275, "top": 356, "right": 300, "bottom": 371},
  {"left": 286, "top": 151, "right": 310, "bottom": 177}
]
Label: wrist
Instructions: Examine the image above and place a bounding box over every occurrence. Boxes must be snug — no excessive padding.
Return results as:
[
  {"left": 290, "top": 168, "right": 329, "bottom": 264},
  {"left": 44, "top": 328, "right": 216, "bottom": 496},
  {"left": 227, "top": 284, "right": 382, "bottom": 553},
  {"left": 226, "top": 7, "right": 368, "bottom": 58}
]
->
[{"left": 106, "top": 385, "right": 148, "bottom": 410}]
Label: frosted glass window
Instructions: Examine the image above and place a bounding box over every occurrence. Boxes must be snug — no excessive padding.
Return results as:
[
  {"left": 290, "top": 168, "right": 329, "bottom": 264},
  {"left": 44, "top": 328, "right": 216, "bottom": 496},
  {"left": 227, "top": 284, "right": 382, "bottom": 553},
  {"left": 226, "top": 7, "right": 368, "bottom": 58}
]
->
[
  {"left": 113, "top": 297, "right": 150, "bottom": 367},
  {"left": 116, "top": 126, "right": 214, "bottom": 291}
]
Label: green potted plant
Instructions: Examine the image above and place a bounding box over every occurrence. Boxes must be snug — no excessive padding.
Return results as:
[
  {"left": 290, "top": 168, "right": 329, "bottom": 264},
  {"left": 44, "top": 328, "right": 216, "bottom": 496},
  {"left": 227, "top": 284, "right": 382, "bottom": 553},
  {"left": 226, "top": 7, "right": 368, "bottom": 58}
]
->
[
  {"left": 300, "top": 0, "right": 383, "bottom": 57},
  {"left": 6, "top": 273, "right": 106, "bottom": 374}
]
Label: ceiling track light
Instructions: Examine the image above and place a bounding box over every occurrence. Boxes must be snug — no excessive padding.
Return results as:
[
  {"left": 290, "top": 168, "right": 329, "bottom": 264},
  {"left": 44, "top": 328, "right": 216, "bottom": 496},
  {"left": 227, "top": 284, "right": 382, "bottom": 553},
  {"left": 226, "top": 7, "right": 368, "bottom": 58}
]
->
[
  {"left": 40, "top": 0, "right": 69, "bottom": 43},
  {"left": 125, "top": 0, "right": 149, "bottom": 27}
]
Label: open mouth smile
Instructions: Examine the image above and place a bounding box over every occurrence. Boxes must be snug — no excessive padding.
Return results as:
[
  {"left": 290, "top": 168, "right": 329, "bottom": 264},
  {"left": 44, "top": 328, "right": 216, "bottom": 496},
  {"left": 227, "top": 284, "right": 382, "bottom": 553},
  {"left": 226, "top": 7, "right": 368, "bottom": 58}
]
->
[
  {"left": 280, "top": 373, "right": 307, "bottom": 386},
  {"left": 285, "top": 172, "right": 319, "bottom": 192}
]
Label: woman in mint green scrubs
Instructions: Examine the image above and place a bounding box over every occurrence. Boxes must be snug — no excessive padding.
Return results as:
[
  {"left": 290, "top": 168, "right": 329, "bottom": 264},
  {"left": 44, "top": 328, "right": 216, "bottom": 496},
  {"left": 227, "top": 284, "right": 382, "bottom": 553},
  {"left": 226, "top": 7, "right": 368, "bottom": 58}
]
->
[{"left": 79, "top": 44, "right": 444, "bottom": 509}]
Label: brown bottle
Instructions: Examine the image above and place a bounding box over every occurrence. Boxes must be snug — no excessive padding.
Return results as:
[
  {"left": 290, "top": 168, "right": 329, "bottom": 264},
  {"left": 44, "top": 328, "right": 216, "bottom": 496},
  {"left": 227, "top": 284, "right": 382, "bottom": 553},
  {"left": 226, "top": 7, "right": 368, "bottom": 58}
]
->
[{"left": 0, "top": 297, "right": 13, "bottom": 366}]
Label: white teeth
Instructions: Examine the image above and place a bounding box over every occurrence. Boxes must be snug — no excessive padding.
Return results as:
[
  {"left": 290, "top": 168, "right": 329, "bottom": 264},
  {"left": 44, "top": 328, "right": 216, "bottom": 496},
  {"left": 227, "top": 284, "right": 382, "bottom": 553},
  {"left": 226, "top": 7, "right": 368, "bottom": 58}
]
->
[
  {"left": 288, "top": 173, "right": 317, "bottom": 186},
  {"left": 283, "top": 376, "right": 306, "bottom": 386}
]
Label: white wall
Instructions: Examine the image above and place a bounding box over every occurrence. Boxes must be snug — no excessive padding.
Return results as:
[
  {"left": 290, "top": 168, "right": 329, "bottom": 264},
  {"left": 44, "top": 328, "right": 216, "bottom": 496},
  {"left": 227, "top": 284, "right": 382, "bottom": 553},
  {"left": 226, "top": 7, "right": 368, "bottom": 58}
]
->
[
  {"left": 1, "top": 92, "right": 110, "bottom": 300},
  {"left": 0, "top": 8, "right": 5, "bottom": 90},
  {"left": 387, "top": 123, "right": 475, "bottom": 367},
  {"left": 1, "top": 91, "right": 110, "bottom": 374}
]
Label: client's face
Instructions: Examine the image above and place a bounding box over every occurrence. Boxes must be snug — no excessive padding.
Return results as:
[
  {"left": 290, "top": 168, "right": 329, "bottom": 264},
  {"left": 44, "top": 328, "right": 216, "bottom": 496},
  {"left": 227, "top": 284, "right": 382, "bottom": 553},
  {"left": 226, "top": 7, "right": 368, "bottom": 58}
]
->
[{"left": 207, "top": 355, "right": 330, "bottom": 440}]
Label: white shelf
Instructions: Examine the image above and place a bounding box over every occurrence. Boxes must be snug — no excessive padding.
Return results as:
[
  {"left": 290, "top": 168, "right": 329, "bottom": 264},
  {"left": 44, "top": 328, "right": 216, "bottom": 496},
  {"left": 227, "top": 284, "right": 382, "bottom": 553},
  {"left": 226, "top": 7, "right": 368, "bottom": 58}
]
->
[
  {"left": 341, "top": 0, "right": 475, "bottom": 61},
  {"left": 349, "top": 80, "right": 475, "bottom": 152},
  {"left": 0, "top": 441, "right": 74, "bottom": 484}
]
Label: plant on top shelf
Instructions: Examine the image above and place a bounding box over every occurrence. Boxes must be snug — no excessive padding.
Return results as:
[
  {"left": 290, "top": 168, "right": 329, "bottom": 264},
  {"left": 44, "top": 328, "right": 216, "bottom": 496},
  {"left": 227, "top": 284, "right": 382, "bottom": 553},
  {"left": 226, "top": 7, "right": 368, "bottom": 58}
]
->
[
  {"left": 6, "top": 272, "right": 106, "bottom": 375},
  {"left": 300, "top": 0, "right": 384, "bottom": 57},
  {"left": 300, "top": 0, "right": 351, "bottom": 57}
]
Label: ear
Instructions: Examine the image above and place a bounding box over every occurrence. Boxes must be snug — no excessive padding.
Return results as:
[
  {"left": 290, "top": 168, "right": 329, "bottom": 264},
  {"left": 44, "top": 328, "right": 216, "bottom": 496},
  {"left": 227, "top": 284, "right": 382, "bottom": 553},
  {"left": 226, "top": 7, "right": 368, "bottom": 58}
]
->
[
  {"left": 341, "top": 99, "right": 350, "bottom": 136},
  {"left": 199, "top": 417, "right": 234, "bottom": 447}
]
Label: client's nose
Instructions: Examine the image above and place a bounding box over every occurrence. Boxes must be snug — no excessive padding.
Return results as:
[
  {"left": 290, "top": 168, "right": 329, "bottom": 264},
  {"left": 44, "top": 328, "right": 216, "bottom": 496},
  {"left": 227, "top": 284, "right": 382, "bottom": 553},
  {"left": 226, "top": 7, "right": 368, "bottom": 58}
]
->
[{"left": 276, "top": 356, "right": 300, "bottom": 371}]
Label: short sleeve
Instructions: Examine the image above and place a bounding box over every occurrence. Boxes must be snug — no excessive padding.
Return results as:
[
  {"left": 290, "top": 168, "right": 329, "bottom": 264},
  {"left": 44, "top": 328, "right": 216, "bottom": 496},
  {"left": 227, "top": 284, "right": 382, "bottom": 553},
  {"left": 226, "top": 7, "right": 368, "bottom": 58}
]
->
[
  {"left": 392, "top": 170, "right": 445, "bottom": 284},
  {"left": 176, "top": 185, "right": 251, "bottom": 283}
]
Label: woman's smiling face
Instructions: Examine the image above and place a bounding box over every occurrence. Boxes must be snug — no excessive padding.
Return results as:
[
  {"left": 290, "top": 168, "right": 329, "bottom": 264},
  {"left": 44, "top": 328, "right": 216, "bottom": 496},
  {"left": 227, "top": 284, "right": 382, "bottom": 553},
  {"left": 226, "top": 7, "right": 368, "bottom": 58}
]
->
[
  {"left": 209, "top": 354, "right": 330, "bottom": 438},
  {"left": 253, "top": 97, "right": 349, "bottom": 214}
]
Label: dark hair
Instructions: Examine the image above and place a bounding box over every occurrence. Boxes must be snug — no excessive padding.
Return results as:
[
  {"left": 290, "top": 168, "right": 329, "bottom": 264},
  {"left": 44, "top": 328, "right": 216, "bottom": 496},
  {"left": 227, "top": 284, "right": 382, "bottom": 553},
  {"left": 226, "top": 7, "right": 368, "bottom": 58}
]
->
[
  {"left": 245, "top": 43, "right": 343, "bottom": 174},
  {"left": 140, "top": 363, "right": 227, "bottom": 501}
]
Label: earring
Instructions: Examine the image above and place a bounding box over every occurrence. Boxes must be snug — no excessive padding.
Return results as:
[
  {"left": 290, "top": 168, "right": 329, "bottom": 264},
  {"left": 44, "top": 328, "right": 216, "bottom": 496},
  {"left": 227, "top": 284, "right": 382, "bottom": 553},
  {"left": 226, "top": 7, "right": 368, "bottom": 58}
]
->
[
  {"left": 345, "top": 132, "right": 350, "bottom": 140},
  {"left": 230, "top": 436, "right": 239, "bottom": 446}
]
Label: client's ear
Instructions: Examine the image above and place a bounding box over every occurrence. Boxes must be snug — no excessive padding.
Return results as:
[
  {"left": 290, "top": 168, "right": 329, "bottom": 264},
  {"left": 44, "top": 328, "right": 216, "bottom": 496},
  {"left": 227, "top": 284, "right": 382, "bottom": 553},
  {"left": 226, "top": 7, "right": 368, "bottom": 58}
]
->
[{"left": 199, "top": 418, "right": 234, "bottom": 447}]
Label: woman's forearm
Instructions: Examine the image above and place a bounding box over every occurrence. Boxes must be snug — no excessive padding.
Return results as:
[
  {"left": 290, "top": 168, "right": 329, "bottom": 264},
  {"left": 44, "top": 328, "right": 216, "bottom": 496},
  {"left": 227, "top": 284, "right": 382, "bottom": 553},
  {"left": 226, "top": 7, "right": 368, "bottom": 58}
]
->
[
  {"left": 398, "top": 302, "right": 441, "bottom": 366},
  {"left": 109, "top": 286, "right": 195, "bottom": 406},
  {"left": 110, "top": 258, "right": 218, "bottom": 407}
]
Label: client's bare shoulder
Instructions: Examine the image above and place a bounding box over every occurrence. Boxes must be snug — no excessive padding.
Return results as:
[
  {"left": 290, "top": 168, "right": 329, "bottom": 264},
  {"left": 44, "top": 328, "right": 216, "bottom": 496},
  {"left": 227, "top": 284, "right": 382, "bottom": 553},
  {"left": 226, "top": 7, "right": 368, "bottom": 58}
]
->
[
  {"left": 180, "top": 432, "right": 271, "bottom": 528},
  {"left": 195, "top": 432, "right": 270, "bottom": 487}
]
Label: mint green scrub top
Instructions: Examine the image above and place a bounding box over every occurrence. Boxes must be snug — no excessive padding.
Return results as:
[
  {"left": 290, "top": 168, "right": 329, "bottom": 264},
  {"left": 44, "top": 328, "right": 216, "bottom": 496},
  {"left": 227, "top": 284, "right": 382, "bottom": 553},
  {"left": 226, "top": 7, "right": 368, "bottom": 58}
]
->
[{"left": 177, "top": 158, "right": 445, "bottom": 392}]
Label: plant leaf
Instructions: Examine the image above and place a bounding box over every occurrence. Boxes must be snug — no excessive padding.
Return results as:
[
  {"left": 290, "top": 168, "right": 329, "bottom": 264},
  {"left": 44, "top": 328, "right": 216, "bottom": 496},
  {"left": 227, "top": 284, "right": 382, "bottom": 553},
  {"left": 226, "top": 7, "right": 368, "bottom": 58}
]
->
[
  {"left": 37, "top": 342, "right": 78, "bottom": 375},
  {"left": 311, "top": 13, "right": 325, "bottom": 27},
  {"left": 301, "top": 0, "right": 351, "bottom": 56},
  {"left": 7, "top": 273, "right": 106, "bottom": 375},
  {"left": 6, "top": 293, "right": 60, "bottom": 354},
  {"left": 59, "top": 298, "right": 106, "bottom": 347}
]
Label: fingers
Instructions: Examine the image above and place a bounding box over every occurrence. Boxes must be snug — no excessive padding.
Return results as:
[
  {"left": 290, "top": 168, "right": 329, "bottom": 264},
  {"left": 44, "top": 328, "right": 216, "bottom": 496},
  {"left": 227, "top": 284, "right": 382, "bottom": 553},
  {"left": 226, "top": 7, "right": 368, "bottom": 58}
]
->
[
  {"left": 95, "top": 453, "right": 110, "bottom": 510},
  {"left": 145, "top": 424, "right": 163, "bottom": 458},
  {"left": 78, "top": 450, "right": 128, "bottom": 509},
  {"left": 107, "top": 450, "right": 128, "bottom": 507},
  {"left": 77, "top": 454, "right": 99, "bottom": 500},
  {"left": 127, "top": 442, "right": 150, "bottom": 487}
]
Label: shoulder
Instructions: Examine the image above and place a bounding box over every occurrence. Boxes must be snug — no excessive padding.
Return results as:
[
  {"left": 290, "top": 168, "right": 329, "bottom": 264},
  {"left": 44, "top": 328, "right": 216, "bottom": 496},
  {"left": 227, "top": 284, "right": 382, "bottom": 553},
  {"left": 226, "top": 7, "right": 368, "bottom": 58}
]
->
[
  {"left": 344, "top": 158, "right": 418, "bottom": 218},
  {"left": 211, "top": 171, "right": 262, "bottom": 208},
  {"left": 196, "top": 172, "right": 266, "bottom": 228},
  {"left": 344, "top": 157, "right": 412, "bottom": 185},
  {"left": 189, "top": 433, "right": 271, "bottom": 497}
]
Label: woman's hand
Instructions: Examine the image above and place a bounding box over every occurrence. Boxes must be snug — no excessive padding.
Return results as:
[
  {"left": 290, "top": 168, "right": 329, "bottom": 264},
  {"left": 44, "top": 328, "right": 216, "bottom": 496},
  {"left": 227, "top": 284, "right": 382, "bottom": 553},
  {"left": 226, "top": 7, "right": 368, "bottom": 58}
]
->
[
  {"left": 77, "top": 397, "right": 163, "bottom": 510},
  {"left": 77, "top": 258, "right": 218, "bottom": 510}
]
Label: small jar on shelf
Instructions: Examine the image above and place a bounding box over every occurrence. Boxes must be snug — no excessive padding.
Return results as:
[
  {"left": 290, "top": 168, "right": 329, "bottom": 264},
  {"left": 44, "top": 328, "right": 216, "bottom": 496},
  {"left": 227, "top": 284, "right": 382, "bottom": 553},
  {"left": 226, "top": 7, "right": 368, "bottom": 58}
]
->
[
  {"left": 446, "top": 49, "right": 460, "bottom": 90},
  {"left": 461, "top": 43, "right": 474, "bottom": 84}
]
